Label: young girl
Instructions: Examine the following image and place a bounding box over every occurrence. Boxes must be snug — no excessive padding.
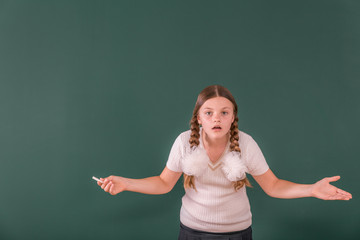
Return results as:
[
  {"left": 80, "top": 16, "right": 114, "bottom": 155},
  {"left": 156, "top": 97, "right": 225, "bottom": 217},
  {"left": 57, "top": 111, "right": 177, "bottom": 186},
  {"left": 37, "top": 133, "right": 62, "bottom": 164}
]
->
[{"left": 98, "top": 85, "right": 352, "bottom": 240}]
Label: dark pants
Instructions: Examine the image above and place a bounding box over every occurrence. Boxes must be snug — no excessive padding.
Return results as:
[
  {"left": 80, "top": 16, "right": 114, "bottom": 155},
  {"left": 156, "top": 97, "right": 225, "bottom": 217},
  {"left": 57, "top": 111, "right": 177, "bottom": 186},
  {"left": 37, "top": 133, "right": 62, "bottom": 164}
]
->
[{"left": 178, "top": 222, "right": 253, "bottom": 240}]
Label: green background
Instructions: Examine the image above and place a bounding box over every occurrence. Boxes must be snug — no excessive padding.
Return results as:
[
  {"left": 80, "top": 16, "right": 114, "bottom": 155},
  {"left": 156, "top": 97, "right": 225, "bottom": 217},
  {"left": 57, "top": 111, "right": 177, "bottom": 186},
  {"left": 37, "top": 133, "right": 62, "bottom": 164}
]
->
[{"left": 0, "top": 0, "right": 359, "bottom": 239}]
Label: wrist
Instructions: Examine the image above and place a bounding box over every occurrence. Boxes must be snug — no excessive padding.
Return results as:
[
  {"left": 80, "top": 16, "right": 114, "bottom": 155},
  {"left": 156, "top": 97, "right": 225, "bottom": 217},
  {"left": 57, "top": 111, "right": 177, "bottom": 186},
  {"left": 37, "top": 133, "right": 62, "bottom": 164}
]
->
[
  {"left": 308, "top": 184, "right": 315, "bottom": 198},
  {"left": 120, "top": 177, "right": 131, "bottom": 192}
]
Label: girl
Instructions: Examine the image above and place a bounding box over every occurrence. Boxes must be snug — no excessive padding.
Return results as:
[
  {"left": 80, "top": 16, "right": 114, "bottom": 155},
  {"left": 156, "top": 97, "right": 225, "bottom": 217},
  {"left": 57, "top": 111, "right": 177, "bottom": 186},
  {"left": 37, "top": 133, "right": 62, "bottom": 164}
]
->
[{"left": 98, "top": 85, "right": 352, "bottom": 240}]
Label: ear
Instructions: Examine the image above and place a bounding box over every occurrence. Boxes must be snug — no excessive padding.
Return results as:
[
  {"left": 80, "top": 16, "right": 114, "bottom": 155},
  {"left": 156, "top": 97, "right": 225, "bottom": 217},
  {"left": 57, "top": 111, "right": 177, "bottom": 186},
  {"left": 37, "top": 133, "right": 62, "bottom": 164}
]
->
[{"left": 197, "top": 114, "right": 202, "bottom": 125}]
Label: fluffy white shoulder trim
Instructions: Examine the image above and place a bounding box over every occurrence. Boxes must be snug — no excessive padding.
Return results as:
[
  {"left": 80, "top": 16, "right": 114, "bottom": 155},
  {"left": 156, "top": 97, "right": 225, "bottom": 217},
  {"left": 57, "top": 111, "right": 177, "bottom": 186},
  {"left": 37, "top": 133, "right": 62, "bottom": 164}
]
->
[
  {"left": 221, "top": 151, "right": 247, "bottom": 181},
  {"left": 182, "top": 147, "right": 209, "bottom": 177}
]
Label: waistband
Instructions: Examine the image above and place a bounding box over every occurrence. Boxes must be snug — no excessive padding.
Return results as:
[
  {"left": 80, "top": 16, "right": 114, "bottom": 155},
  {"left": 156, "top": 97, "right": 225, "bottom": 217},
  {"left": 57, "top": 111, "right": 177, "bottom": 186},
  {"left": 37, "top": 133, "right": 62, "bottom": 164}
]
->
[{"left": 180, "top": 222, "right": 252, "bottom": 237}]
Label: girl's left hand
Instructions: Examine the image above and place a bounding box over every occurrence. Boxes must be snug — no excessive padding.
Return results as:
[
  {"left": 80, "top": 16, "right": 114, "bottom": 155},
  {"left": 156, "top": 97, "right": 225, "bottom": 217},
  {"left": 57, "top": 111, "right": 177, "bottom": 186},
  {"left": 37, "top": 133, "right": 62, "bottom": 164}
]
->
[{"left": 311, "top": 176, "right": 352, "bottom": 200}]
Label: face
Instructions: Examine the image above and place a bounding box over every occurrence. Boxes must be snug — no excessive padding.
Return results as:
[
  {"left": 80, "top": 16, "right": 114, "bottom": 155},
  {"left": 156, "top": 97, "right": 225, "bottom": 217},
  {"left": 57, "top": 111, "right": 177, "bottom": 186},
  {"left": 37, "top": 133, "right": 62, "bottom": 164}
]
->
[{"left": 197, "top": 97, "right": 235, "bottom": 141}]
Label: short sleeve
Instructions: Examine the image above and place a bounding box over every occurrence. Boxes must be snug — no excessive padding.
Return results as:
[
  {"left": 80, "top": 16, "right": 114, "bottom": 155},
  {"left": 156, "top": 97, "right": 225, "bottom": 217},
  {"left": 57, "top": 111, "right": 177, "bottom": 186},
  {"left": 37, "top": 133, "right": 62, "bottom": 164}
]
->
[
  {"left": 244, "top": 136, "right": 269, "bottom": 176},
  {"left": 166, "top": 134, "right": 185, "bottom": 173}
]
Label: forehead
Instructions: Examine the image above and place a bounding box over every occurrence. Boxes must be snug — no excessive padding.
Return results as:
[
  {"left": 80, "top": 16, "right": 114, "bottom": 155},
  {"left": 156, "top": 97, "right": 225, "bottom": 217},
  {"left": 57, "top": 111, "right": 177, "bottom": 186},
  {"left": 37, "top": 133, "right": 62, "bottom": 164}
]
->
[{"left": 201, "top": 97, "right": 233, "bottom": 109}]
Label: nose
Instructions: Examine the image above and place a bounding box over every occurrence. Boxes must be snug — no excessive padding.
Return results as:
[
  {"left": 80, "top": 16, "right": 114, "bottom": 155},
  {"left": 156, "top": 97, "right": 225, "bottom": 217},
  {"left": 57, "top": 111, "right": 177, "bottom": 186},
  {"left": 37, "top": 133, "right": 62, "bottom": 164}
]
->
[{"left": 213, "top": 112, "right": 221, "bottom": 122}]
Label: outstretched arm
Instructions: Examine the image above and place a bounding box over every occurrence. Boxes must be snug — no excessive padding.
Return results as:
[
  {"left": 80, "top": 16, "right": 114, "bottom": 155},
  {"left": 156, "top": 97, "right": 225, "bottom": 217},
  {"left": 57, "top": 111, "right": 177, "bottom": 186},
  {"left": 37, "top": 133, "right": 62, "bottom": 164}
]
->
[
  {"left": 253, "top": 169, "right": 352, "bottom": 200},
  {"left": 98, "top": 167, "right": 182, "bottom": 195}
]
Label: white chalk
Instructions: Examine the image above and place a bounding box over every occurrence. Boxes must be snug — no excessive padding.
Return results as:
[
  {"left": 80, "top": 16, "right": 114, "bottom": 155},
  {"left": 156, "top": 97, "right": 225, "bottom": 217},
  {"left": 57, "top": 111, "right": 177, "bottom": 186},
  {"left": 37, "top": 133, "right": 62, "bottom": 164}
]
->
[{"left": 92, "top": 176, "right": 104, "bottom": 183}]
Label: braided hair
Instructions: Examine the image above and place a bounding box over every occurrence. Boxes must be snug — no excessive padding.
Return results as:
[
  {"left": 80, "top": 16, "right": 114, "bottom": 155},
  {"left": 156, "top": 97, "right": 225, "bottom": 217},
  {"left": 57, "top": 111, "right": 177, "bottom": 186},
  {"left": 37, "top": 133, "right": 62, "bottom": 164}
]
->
[{"left": 184, "top": 85, "right": 251, "bottom": 191}]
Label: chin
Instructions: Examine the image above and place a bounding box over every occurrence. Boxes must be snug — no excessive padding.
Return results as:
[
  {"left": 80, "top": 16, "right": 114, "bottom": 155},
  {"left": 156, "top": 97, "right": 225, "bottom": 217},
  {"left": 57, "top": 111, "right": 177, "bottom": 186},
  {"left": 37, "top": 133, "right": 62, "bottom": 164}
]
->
[{"left": 206, "top": 130, "right": 229, "bottom": 138}]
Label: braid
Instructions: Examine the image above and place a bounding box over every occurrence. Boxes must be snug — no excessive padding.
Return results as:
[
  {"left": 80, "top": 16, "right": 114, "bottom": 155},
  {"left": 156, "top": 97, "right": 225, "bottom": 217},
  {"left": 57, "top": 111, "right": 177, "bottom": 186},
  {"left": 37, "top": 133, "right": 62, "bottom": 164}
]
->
[
  {"left": 184, "top": 115, "right": 251, "bottom": 191},
  {"left": 230, "top": 116, "right": 241, "bottom": 152},
  {"left": 230, "top": 116, "right": 252, "bottom": 190},
  {"left": 183, "top": 115, "right": 200, "bottom": 190},
  {"left": 184, "top": 85, "right": 250, "bottom": 191},
  {"left": 189, "top": 115, "right": 200, "bottom": 148}
]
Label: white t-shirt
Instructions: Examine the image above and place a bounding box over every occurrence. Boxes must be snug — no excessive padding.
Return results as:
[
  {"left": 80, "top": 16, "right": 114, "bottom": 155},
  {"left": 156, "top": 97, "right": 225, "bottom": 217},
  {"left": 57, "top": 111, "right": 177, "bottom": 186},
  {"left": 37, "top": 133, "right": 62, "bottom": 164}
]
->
[{"left": 166, "top": 129, "right": 269, "bottom": 233}]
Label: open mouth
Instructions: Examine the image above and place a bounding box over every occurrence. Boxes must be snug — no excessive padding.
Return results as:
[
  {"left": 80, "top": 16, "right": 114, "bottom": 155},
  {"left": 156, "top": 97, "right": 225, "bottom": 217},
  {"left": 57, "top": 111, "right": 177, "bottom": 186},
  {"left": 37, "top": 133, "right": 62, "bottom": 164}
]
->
[{"left": 212, "top": 126, "right": 222, "bottom": 130}]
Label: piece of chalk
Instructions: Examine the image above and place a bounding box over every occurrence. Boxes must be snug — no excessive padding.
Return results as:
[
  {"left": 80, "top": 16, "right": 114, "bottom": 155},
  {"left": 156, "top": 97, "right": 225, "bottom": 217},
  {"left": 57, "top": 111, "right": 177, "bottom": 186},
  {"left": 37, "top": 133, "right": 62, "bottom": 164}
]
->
[{"left": 92, "top": 176, "right": 104, "bottom": 183}]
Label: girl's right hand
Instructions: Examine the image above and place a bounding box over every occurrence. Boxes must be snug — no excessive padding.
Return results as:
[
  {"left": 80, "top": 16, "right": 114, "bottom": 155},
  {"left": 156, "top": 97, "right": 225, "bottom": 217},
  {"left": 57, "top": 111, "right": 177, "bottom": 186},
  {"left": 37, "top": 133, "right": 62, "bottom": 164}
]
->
[{"left": 98, "top": 176, "right": 127, "bottom": 195}]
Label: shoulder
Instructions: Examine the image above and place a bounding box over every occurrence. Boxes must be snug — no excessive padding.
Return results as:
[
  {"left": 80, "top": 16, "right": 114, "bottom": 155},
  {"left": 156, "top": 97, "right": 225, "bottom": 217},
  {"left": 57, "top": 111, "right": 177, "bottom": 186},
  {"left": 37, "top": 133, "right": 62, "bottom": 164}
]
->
[
  {"left": 238, "top": 130, "right": 262, "bottom": 153},
  {"left": 238, "top": 129, "right": 251, "bottom": 139},
  {"left": 174, "top": 129, "right": 191, "bottom": 144},
  {"left": 238, "top": 130, "right": 269, "bottom": 175},
  {"left": 179, "top": 129, "right": 192, "bottom": 140},
  {"left": 171, "top": 129, "right": 192, "bottom": 151},
  {"left": 238, "top": 130, "right": 256, "bottom": 145}
]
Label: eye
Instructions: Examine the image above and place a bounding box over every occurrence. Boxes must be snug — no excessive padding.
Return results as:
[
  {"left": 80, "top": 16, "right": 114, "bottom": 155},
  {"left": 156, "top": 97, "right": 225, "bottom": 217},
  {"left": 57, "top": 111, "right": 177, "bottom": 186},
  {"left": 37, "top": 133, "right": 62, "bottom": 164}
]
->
[
  {"left": 222, "top": 111, "right": 228, "bottom": 115},
  {"left": 205, "top": 112, "right": 212, "bottom": 116}
]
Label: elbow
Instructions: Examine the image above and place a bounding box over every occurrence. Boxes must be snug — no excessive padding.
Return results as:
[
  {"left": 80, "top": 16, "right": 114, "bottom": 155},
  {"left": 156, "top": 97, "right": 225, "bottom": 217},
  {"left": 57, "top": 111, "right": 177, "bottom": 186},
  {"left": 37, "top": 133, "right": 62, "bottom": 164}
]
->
[
  {"left": 263, "top": 188, "right": 275, "bottom": 198},
  {"left": 264, "top": 179, "right": 280, "bottom": 198},
  {"left": 159, "top": 178, "right": 174, "bottom": 195},
  {"left": 158, "top": 185, "right": 173, "bottom": 195},
  {"left": 163, "top": 188, "right": 172, "bottom": 194},
  {"left": 163, "top": 182, "right": 176, "bottom": 194},
  {"left": 266, "top": 190, "right": 278, "bottom": 198}
]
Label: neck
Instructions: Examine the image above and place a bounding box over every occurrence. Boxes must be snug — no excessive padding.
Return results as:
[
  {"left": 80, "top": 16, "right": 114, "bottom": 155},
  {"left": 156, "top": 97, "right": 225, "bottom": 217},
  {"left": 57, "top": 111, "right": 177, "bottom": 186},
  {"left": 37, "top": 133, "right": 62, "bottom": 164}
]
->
[{"left": 202, "top": 129, "right": 229, "bottom": 149}]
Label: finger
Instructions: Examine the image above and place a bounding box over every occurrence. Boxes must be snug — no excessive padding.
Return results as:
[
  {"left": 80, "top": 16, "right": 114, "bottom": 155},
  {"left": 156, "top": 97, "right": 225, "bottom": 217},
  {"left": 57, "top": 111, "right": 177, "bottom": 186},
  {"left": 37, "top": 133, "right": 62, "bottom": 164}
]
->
[
  {"left": 101, "top": 179, "right": 109, "bottom": 189},
  {"left": 336, "top": 188, "right": 351, "bottom": 196},
  {"left": 327, "top": 176, "right": 340, "bottom": 183},
  {"left": 327, "top": 195, "right": 339, "bottom": 200},
  {"left": 104, "top": 181, "right": 112, "bottom": 192},
  {"left": 97, "top": 178, "right": 104, "bottom": 186},
  {"left": 110, "top": 184, "right": 115, "bottom": 195},
  {"left": 103, "top": 182, "right": 111, "bottom": 192},
  {"left": 336, "top": 188, "right": 352, "bottom": 197},
  {"left": 329, "top": 195, "right": 351, "bottom": 200},
  {"left": 327, "top": 190, "right": 352, "bottom": 200}
]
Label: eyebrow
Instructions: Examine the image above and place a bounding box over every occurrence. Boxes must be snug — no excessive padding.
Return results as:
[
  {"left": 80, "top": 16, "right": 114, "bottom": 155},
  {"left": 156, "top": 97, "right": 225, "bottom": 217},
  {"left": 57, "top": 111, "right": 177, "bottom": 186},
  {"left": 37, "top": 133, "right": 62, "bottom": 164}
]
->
[{"left": 203, "top": 107, "right": 232, "bottom": 110}]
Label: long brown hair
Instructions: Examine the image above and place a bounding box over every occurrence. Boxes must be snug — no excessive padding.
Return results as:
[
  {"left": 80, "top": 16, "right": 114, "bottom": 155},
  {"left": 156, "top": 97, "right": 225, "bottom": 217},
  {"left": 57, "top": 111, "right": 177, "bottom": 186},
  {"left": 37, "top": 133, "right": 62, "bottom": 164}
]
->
[{"left": 184, "top": 85, "right": 251, "bottom": 191}]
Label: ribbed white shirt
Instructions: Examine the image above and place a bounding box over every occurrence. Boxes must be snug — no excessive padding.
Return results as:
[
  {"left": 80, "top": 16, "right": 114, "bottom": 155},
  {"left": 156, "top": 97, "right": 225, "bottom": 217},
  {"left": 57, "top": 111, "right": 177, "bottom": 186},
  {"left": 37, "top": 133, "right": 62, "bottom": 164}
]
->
[{"left": 166, "top": 129, "right": 269, "bottom": 233}]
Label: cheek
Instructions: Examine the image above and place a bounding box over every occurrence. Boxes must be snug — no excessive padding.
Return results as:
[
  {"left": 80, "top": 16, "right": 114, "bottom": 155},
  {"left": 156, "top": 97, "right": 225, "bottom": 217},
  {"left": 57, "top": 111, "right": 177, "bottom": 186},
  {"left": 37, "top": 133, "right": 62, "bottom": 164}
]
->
[
  {"left": 199, "top": 116, "right": 212, "bottom": 127},
  {"left": 199, "top": 114, "right": 210, "bottom": 122},
  {"left": 225, "top": 115, "right": 235, "bottom": 126}
]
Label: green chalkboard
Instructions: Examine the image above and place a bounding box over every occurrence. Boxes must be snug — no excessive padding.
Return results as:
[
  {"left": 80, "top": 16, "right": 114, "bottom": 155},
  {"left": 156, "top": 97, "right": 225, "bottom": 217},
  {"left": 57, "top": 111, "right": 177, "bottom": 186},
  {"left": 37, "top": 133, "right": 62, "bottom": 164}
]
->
[{"left": 0, "top": 1, "right": 358, "bottom": 239}]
